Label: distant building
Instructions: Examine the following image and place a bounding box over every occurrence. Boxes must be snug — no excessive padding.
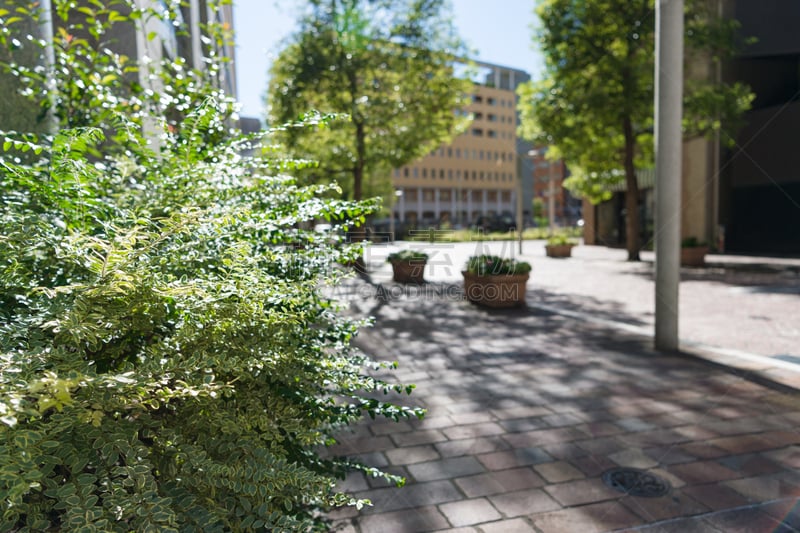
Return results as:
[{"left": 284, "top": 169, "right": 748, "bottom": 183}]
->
[
  {"left": 0, "top": 0, "right": 237, "bottom": 129},
  {"left": 391, "top": 62, "right": 533, "bottom": 228},
  {"left": 528, "top": 148, "right": 582, "bottom": 226}
]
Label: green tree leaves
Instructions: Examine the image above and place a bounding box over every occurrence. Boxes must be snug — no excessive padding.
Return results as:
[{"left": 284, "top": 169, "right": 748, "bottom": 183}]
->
[{"left": 267, "top": 0, "right": 471, "bottom": 201}]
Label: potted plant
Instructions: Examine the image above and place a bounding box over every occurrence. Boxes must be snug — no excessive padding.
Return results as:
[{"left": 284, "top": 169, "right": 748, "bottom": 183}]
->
[
  {"left": 545, "top": 233, "right": 578, "bottom": 258},
  {"left": 462, "top": 255, "right": 532, "bottom": 308},
  {"left": 681, "top": 237, "right": 709, "bottom": 267},
  {"left": 387, "top": 249, "right": 429, "bottom": 283}
]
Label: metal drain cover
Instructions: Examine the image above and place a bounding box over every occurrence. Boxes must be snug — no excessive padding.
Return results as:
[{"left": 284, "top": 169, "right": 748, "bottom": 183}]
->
[{"left": 601, "top": 468, "right": 671, "bottom": 497}]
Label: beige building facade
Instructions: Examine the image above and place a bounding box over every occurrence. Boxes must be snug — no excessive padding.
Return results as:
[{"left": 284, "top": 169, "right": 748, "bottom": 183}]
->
[{"left": 391, "top": 63, "right": 530, "bottom": 228}]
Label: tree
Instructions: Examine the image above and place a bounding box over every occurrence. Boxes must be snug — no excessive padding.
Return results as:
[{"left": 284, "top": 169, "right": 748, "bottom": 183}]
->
[
  {"left": 267, "top": 0, "right": 470, "bottom": 201},
  {"left": 517, "top": 0, "right": 753, "bottom": 261}
]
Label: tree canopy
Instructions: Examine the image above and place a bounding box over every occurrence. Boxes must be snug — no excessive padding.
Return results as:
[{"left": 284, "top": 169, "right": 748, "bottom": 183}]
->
[
  {"left": 518, "top": 0, "right": 753, "bottom": 260},
  {"left": 267, "top": 0, "right": 471, "bottom": 201}
]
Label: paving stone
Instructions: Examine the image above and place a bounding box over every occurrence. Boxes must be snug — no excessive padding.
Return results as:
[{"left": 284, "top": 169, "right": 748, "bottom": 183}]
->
[
  {"left": 542, "top": 413, "right": 583, "bottom": 428},
  {"left": 407, "top": 457, "right": 485, "bottom": 482},
  {"left": 438, "top": 498, "right": 501, "bottom": 527},
  {"left": 707, "top": 434, "right": 780, "bottom": 454},
  {"left": 355, "top": 480, "right": 462, "bottom": 513},
  {"left": 725, "top": 474, "right": 800, "bottom": 502},
  {"left": 544, "top": 478, "right": 622, "bottom": 507},
  {"left": 331, "top": 435, "right": 395, "bottom": 455},
  {"left": 329, "top": 519, "right": 359, "bottom": 533},
  {"left": 759, "top": 498, "right": 800, "bottom": 529},
  {"left": 528, "top": 501, "right": 641, "bottom": 533},
  {"left": 702, "top": 507, "right": 789, "bottom": 532},
  {"left": 643, "top": 446, "right": 697, "bottom": 465},
  {"left": 764, "top": 446, "right": 800, "bottom": 469},
  {"left": 533, "top": 461, "right": 585, "bottom": 483},
  {"left": 385, "top": 445, "right": 441, "bottom": 466},
  {"left": 410, "top": 415, "right": 456, "bottom": 430},
  {"left": 336, "top": 472, "right": 369, "bottom": 493},
  {"left": 578, "top": 421, "right": 624, "bottom": 438},
  {"left": 392, "top": 429, "right": 448, "bottom": 447},
  {"left": 489, "top": 406, "right": 552, "bottom": 421},
  {"left": 681, "top": 483, "right": 750, "bottom": 511},
  {"left": 371, "top": 420, "right": 413, "bottom": 436},
  {"left": 499, "top": 417, "right": 549, "bottom": 433},
  {"left": 615, "top": 516, "right": 725, "bottom": 532},
  {"left": 673, "top": 424, "right": 722, "bottom": 441},
  {"left": 503, "top": 427, "right": 587, "bottom": 448},
  {"left": 620, "top": 490, "right": 710, "bottom": 522},
  {"left": 454, "top": 467, "right": 545, "bottom": 498},
  {"left": 476, "top": 447, "right": 552, "bottom": 471},
  {"left": 608, "top": 448, "right": 660, "bottom": 469},
  {"left": 674, "top": 442, "right": 730, "bottom": 460},
  {"left": 569, "top": 455, "right": 618, "bottom": 477},
  {"left": 574, "top": 437, "right": 623, "bottom": 456},
  {"left": 615, "top": 417, "right": 657, "bottom": 432},
  {"left": 476, "top": 518, "right": 536, "bottom": 533},
  {"left": 666, "top": 460, "right": 741, "bottom": 485},
  {"left": 358, "top": 505, "right": 450, "bottom": 532},
  {"left": 443, "top": 422, "right": 506, "bottom": 440},
  {"left": 449, "top": 412, "right": 496, "bottom": 425},
  {"left": 434, "top": 436, "right": 510, "bottom": 458},
  {"left": 353, "top": 451, "right": 389, "bottom": 468},
  {"left": 488, "top": 488, "right": 561, "bottom": 518}
]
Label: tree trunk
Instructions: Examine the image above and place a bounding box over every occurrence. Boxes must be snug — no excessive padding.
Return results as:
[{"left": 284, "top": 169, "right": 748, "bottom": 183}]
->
[
  {"left": 622, "top": 114, "right": 641, "bottom": 261},
  {"left": 353, "top": 119, "right": 365, "bottom": 201}
]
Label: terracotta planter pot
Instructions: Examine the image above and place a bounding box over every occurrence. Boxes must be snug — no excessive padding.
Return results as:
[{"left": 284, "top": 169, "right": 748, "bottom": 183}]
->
[
  {"left": 681, "top": 246, "right": 708, "bottom": 267},
  {"left": 390, "top": 259, "right": 426, "bottom": 283},
  {"left": 462, "top": 271, "right": 530, "bottom": 308},
  {"left": 545, "top": 244, "right": 574, "bottom": 258}
]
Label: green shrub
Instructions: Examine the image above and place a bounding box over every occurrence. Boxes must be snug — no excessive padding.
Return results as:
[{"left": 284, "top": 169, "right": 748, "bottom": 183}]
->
[
  {"left": 0, "top": 2, "right": 420, "bottom": 530},
  {"left": 546, "top": 233, "right": 578, "bottom": 246},
  {"left": 387, "top": 250, "right": 429, "bottom": 262},
  {"left": 681, "top": 236, "right": 707, "bottom": 248},
  {"left": 465, "top": 255, "right": 532, "bottom": 276}
]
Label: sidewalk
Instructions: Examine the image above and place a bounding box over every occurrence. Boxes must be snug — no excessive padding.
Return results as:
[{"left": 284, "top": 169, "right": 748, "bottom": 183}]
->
[
  {"left": 365, "top": 241, "right": 800, "bottom": 390},
  {"left": 327, "top": 243, "right": 800, "bottom": 532}
]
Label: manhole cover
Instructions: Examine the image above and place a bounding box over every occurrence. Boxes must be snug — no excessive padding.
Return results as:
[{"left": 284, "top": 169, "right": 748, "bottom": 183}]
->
[{"left": 601, "top": 468, "right": 671, "bottom": 498}]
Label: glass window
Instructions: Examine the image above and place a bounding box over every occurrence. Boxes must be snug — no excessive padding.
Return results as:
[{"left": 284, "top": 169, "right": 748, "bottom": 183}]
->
[
  {"left": 422, "top": 168, "right": 427, "bottom": 178},
  {"left": 472, "top": 128, "right": 483, "bottom": 136}
]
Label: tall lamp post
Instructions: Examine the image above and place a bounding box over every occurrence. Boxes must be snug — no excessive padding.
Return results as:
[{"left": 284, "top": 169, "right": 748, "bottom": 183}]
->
[{"left": 389, "top": 189, "right": 403, "bottom": 242}]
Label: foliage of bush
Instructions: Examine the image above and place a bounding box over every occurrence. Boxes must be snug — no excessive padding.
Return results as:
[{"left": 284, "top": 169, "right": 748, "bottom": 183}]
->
[
  {"left": 386, "top": 250, "right": 429, "bottom": 262},
  {"left": 680, "top": 236, "right": 707, "bottom": 248},
  {"left": 546, "top": 233, "right": 578, "bottom": 247},
  {"left": 0, "top": 1, "right": 421, "bottom": 530},
  {"left": 465, "top": 255, "right": 532, "bottom": 276}
]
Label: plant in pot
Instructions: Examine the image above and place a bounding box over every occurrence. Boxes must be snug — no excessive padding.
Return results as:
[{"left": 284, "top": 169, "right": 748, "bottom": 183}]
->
[
  {"left": 681, "top": 236, "right": 709, "bottom": 267},
  {"left": 462, "top": 255, "right": 532, "bottom": 308},
  {"left": 387, "top": 249, "right": 429, "bottom": 283},
  {"left": 545, "top": 233, "right": 578, "bottom": 258}
]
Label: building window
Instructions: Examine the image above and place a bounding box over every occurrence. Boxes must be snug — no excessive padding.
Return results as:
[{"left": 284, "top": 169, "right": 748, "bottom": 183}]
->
[
  {"left": 488, "top": 113, "right": 497, "bottom": 122},
  {"left": 480, "top": 171, "right": 485, "bottom": 180},
  {"left": 404, "top": 167, "right": 409, "bottom": 177},
  {"left": 439, "top": 169, "right": 445, "bottom": 178},
  {"left": 413, "top": 168, "right": 418, "bottom": 177},
  {"left": 423, "top": 190, "right": 434, "bottom": 202},
  {"left": 422, "top": 168, "right": 427, "bottom": 178},
  {"left": 455, "top": 148, "right": 461, "bottom": 158},
  {"left": 447, "top": 147, "right": 452, "bottom": 157},
  {"left": 448, "top": 169, "right": 453, "bottom": 179},
  {"left": 487, "top": 97, "right": 496, "bottom": 105},
  {"left": 473, "top": 95, "right": 483, "bottom": 104},
  {"left": 472, "top": 171, "right": 477, "bottom": 180},
  {"left": 487, "top": 130, "right": 497, "bottom": 138},
  {"left": 474, "top": 112, "right": 483, "bottom": 120},
  {"left": 479, "top": 150, "right": 484, "bottom": 160},
  {"left": 472, "top": 128, "right": 483, "bottom": 137}
]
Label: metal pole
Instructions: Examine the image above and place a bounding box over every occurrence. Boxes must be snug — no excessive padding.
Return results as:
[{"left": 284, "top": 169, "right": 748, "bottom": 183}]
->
[
  {"left": 39, "top": 0, "right": 57, "bottom": 134},
  {"left": 517, "top": 160, "right": 524, "bottom": 254},
  {"left": 548, "top": 159, "right": 556, "bottom": 232},
  {"left": 654, "top": 0, "right": 684, "bottom": 352}
]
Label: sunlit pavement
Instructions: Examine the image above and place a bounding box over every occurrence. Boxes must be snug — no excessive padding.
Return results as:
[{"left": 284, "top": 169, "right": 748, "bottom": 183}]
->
[{"left": 326, "top": 242, "right": 800, "bottom": 532}]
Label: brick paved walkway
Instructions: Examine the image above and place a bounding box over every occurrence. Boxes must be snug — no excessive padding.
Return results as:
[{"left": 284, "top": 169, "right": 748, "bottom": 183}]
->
[{"left": 326, "top": 263, "right": 800, "bottom": 532}]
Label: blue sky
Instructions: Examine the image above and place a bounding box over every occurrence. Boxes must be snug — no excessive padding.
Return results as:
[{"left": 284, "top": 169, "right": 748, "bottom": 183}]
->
[{"left": 232, "top": 0, "right": 544, "bottom": 120}]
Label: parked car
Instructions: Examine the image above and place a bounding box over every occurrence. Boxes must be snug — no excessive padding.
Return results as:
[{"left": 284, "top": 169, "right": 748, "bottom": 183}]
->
[{"left": 472, "top": 215, "right": 517, "bottom": 233}]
